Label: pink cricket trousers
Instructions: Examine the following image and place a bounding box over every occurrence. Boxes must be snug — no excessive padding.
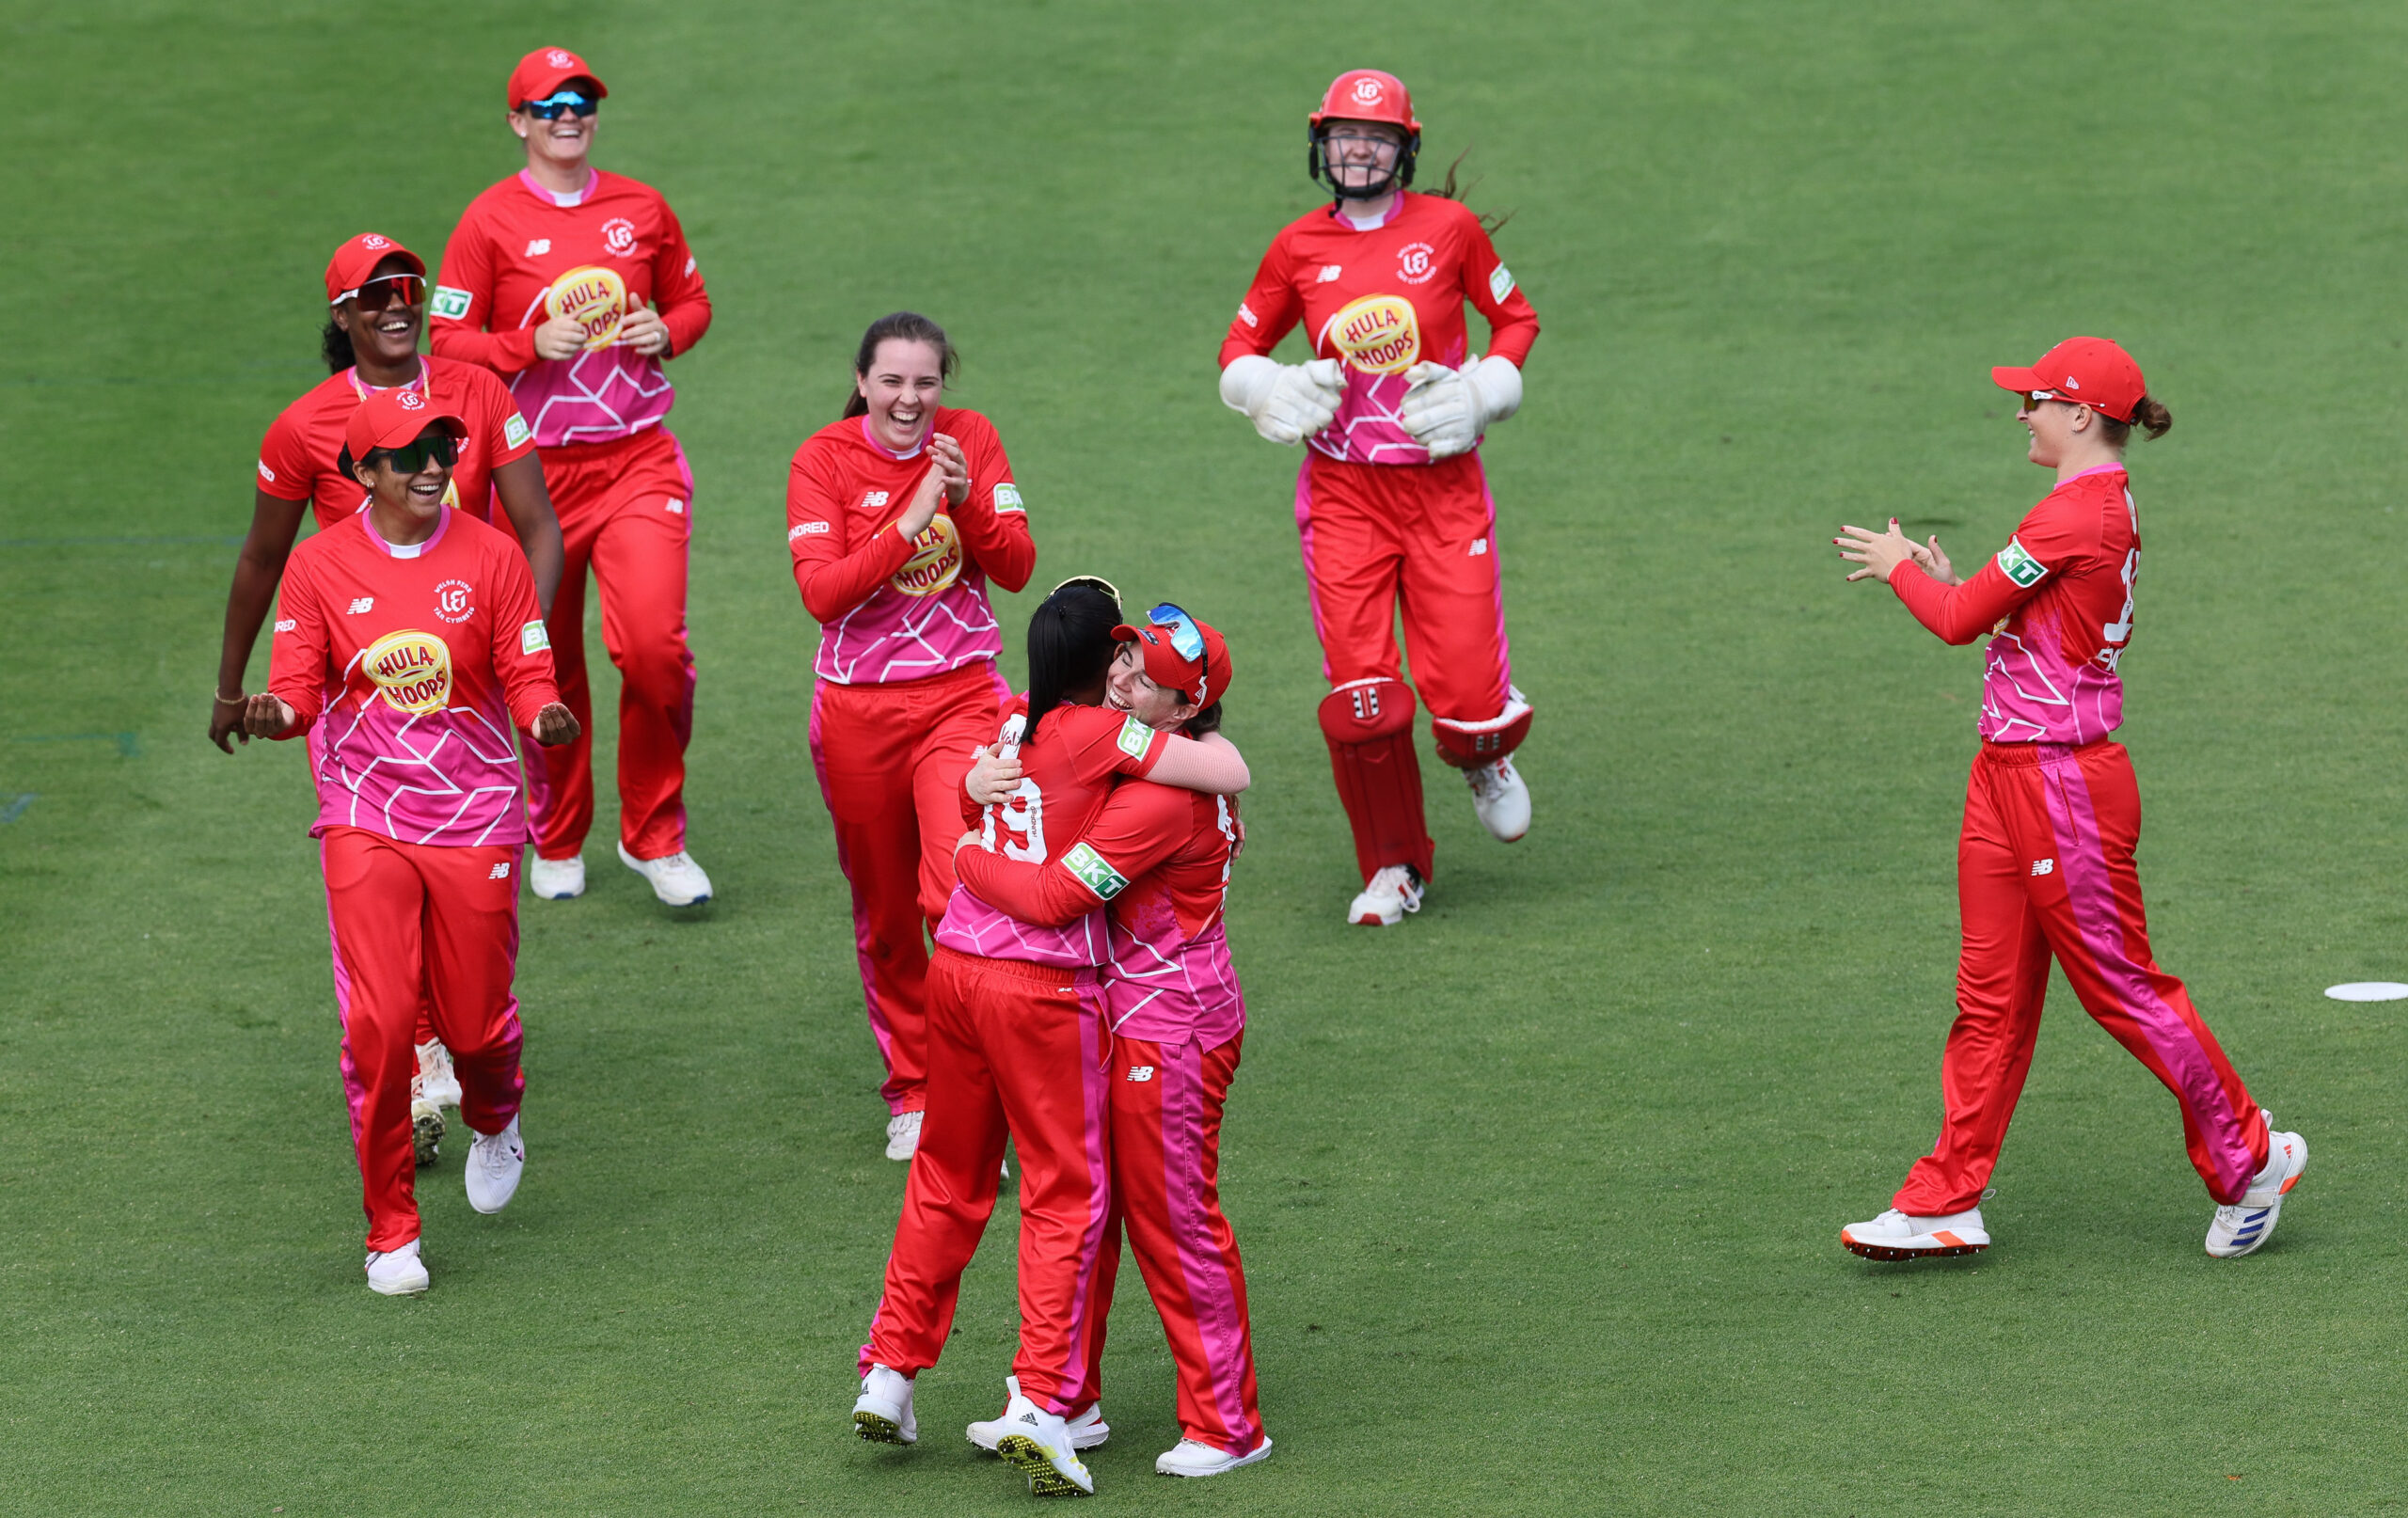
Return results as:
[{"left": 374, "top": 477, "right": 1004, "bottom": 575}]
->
[{"left": 1893, "top": 740, "right": 2269, "bottom": 1215}]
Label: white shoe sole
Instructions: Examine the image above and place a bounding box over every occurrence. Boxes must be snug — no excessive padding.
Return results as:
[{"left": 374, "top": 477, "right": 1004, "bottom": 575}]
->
[
  {"left": 1157, "top": 1437, "right": 1274, "bottom": 1477},
  {"left": 854, "top": 1407, "right": 915, "bottom": 1445},
  {"left": 527, "top": 861, "right": 584, "bottom": 900},
  {"left": 994, "top": 1434, "right": 1093, "bottom": 1497},
  {"left": 367, "top": 1270, "right": 429, "bottom": 1296},
  {"left": 1840, "top": 1225, "right": 1989, "bottom": 1261},
  {"left": 616, "top": 843, "right": 711, "bottom": 907},
  {"left": 971, "top": 1415, "right": 1109, "bottom": 1453}
]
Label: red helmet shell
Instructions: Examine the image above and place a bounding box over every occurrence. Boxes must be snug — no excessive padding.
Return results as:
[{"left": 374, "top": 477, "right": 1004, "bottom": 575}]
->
[{"left": 1309, "top": 70, "right": 1419, "bottom": 134}]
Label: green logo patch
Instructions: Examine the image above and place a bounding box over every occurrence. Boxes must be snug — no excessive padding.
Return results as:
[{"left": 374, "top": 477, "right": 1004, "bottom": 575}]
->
[
  {"left": 1063, "top": 842, "right": 1128, "bottom": 900},
  {"left": 1996, "top": 536, "right": 2049, "bottom": 588},
  {"left": 430, "top": 285, "right": 472, "bottom": 321},
  {"left": 1117, "top": 714, "right": 1152, "bottom": 758}
]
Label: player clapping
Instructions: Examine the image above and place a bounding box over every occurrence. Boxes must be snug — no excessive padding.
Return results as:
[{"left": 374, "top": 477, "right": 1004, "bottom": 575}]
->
[
  {"left": 239, "top": 388, "right": 577, "bottom": 1295},
  {"left": 1834, "top": 339, "right": 2305, "bottom": 1262}
]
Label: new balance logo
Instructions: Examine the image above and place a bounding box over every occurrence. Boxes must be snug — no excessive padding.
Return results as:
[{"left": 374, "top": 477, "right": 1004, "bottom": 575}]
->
[
  {"left": 2031, "top": 859, "right": 2054, "bottom": 877},
  {"left": 1127, "top": 1066, "right": 1156, "bottom": 1083},
  {"left": 489, "top": 862, "right": 512, "bottom": 879},
  {"left": 526, "top": 238, "right": 552, "bottom": 257},
  {"left": 346, "top": 597, "right": 374, "bottom": 614},
  {"left": 862, "top": 490, "right": 890, "bottom": 509}
]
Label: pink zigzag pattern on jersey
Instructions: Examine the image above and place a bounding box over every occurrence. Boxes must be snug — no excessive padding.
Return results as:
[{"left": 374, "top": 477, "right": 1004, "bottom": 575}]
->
[
  {"left": 816, "top": 576, "right": 1001, "bottom": 686},
  {"left": 316, "top": 680, "right": 528, "bottom": 846},
  {"left": 508, "top": 287, "right": 675, "bottom": 447}
]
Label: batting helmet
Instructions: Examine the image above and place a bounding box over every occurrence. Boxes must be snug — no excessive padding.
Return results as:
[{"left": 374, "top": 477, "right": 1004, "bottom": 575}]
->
[{"left": 1307, "top": 70, "right": 1422, "bottom": 203}]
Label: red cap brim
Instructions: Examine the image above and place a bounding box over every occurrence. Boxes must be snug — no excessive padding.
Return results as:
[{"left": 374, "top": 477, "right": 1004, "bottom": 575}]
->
[{"left": 1991, "top": 366, "right": 2042, "bottom": 393}]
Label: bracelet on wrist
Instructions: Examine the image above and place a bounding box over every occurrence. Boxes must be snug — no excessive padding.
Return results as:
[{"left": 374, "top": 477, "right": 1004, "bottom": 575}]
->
[{"left": 213, "top": 690, "right": 246, "bottom": 705}]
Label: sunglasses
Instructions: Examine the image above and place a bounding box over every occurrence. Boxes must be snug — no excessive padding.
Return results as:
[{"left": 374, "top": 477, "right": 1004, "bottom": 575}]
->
[
  {"left": 332, "top": 273, "right": 426, "bottom": 311},
  {"left": 371, "top": 434, "right": 457, "bottom": 474},
  {"left": 1147, "top": 603, "right": 1205, "bottom": 663},
  {"left": 519, "top": 90, "right": 597, "bottom": 119},
  {"left": 1049, "top": 574, "right": 1123, "bottom": 609}
]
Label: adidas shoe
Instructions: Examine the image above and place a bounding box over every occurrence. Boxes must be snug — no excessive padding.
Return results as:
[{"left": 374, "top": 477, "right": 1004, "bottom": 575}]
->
[
  {"left": 990, "top": 1394, "right": 1095, "bottom": 1496},
  {"left": 1156, "top": 1435, "right": 1273, "bottom": 1478},
  {"left": 1348, "top": 863, "right": 1424, "bottom": 927},
  {"left": 617, "top": 843, "right": 712, "bottom": 907},
  {"left": 527, "top": 853, "right": 585, "bottom": 900},
  {"left": 853, "top": 1363, "right": 918, "bottom": 1445},
  {"left": 416, "top": 1039, "right": 462, "bottom": 1110},
  {"left": 2206, "top": 1114, "right": 2307, "bottom": 1258},
  {"left": 886, "top": 1109, "right": 924, "bottom": 1162},
  {"left": 464, "top": 1115, "right": 524, "bottom": 1214},
  {"left": 969, "top": 1376, "right": 1109, "bottom": 1453},
  {"left": 1465, "top": 755, "right": 1530, "bottom": 842},
  {"left": 365, "top": 1237, "right": 429, "bottom": 1296},
  {"left": 1840, "top": 1207, "right": 1990, "bottom": 1261}
]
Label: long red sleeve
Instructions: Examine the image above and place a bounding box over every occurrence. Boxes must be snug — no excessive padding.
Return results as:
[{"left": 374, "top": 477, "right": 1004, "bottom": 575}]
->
[
  {"left": 428, "top": 211, "right": 540, "bottom": 374},
  {"left": 1888, "top": 557, "right": 2025, "bottom": 645},
  {"left": 955, "top": 782, "right": 1196, "bottom": 926},
  {"left": 947, "top": 422, "right": 1036, "bottom": 593},
  {"left": 785, "top": 445, "right": 916, "bottom": 622},
  {"left": 652, "top": 204, "right": 712, "bottom": 358}
]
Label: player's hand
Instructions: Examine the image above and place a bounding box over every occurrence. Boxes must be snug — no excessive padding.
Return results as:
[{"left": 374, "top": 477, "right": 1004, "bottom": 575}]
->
[
  {"left": 898, "top": 463, "right": 946, "bottom": 539},
  {"left": 1836, "top": 519, "right": 1921, "bottom": 583},
  {"left": 956, "top": 830, "right": 982, "bottom": 852},
  {"left": 1400, "top": 361, "right": 1480, "bottom": 457},
  {"left": 531, "top": 702, "right": 581, "bottom": 746},
  {"left": 1909, "top": 534, "right": 1960, "bottom": 585},
  {"left": 965, "top": 744, "right": 1022, "bottom": 805},
  {"left": 533, "top": 312, "right": 589, "bottom": 361},
  {"left": 928, "top": 432, "right": 971, "bottom": 507},
  {"left": 1222, "top": 356, "right": 1343, "bottom": 445},
  {"left": 617, "top": 299, "right": 672, "bottom": 357},
  {"left": 242, "top": 693, "right": 297, "bottom": 738},
  {"left": 211, "top": 692, "right": 251, "bottom": 752},
  {"left": 1230, "top": 817, "right": 1247, "bottom": 859}
]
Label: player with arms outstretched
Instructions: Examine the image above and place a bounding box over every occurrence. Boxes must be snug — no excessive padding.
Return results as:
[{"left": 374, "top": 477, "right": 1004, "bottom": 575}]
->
[
  {"left": 238, "top": 388, "right": 578, "bottom": 1294},
  {"left": 1834, "top": 338, "right": 2305, "bottom": 1262},
  {"left": 214, "top": 231, "right": 565, "bottom": 1164},
  {"left": 432, "top": 46, "right": 715, "bottom": 908},
  {"left": 1218, "top": 69, "right": 1540, "bottom": 926},
  {"left": 788, "top": 312, "right": 1035, "bottom": 1159}
]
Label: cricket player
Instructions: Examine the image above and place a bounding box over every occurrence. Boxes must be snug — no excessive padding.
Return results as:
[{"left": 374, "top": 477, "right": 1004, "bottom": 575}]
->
[
  {"left": 432, "top": 45, "right": 714, "bottom": 907},
  {"left": 214, "top": 231, "right": 565, "bottom": 1163},
  {"left": 1218, "top": 68, "right": 1541, "bottom": 925},
  {"left": 1834, "top": 337, "right": 2305, "bottom": 1261},
  {"left": 787, "top": 312, "right": 1035, "bottom": 1159},
  {"left": 848, "top": 584, "right": 1248, "bottom": 1499},
  {"left": 241, "top": 387, "right": 578, "bottom": 1294},
  {"left": 953, "top": 607, "right": 1270, "bottom": 1478}
]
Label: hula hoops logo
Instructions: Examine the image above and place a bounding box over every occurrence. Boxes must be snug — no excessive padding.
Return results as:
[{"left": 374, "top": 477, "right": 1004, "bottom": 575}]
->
[
  {"left": 362, "top": 629, "right": 452, "bottom": 716},
  {"left": 545, "top": 265, "right": 626, "bottom": 350},
  {"left": 1323, "top": 293, "right": 1420, "bottom": 374},
  {"left": 889, "top": 514, "right": 963, "bottom": 597}
]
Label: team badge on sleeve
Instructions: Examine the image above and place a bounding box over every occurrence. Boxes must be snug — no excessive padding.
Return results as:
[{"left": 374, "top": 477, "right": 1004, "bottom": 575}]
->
[
  {"left": 1996, "top": 536, "right": 2049, "bottom": 588},
  {"left": 430, "top": 286, "right": 471, "bottom": 321},
  {"left": 1063, "top": 842, "right": 1130, "bottom": 900}
]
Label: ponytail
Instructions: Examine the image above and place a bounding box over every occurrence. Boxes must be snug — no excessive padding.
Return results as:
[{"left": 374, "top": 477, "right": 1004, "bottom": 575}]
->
[
  {"left": 1022, "top": 582, "right": 1122, "bottom": 744},
  {"left": 842, "top": 311, "right": 958, "bottom": 419},
  {"left": 2101, "top": 395, "right": 2173, "bottom": 449},
  {"left": 1427, "top": 146, "right": 1514, "bottom": 235}
]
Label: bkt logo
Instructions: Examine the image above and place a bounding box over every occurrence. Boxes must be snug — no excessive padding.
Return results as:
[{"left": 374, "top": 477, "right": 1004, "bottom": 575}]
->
[
  {"left": 1350, "top": 77, "right": 1385, "bottom": 106},
  {"left": 1396, "top": 242, "right": 1436, "bottom": 284}
]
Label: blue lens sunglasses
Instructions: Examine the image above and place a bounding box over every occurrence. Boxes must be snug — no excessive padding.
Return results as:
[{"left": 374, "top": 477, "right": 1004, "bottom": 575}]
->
[
  {"left": 1147, "top": 603, "right": 1205, "bottom": 662},
  {"left": 521, "top": 90, "right": 597, "bottom": 119}
]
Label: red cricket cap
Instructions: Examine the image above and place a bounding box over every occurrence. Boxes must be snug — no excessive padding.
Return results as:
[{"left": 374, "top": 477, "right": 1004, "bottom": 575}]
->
[
  {"left": 1991, "top": 337, "right": 2146, "bottom": 423},
  {"left": 323, "top": 233, "right": 424, "bottom": 305},
  {"left": 344, "top": 387, "right": 467, "bottom": 462},
  {"left": 1310, "top": 69, "right": 1419, "bottom": 134},
  {"left": 1113, "top": 609, "right": 1234, "bottom": 710},
  {"left": 508, "top": 46, "right": 607, "bottom": 110}
]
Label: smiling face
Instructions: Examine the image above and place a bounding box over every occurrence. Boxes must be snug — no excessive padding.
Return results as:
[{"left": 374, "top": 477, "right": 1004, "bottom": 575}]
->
[
  {"left": 352, "top": 426, "right": 456, "bottom": 522},
  {"left": 2016, "top": 394, "right": 2089, "bottom": 468},
  {"left": 1320, "top": 118, "right": 1405, "bottom": 196},
  {"left": 332, "top": 253, "right": 424, "bottom": 369},
  {"left": 856, "top": 338, "right": 946, "bottom": 451},
  {"left": 1106, "top": 642, "right": 1200, "bottom": 729},
  {"left": 509, "top": 80, "right": 599, "bottom": 170}
]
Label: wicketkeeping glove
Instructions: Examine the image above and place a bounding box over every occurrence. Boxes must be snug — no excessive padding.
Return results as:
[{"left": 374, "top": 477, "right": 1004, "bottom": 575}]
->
[
  {"left": 1220, "top": 355, "right": 1346, "bottom": 446},
  {"left": 1399, "top": 355, "right": 1524, "bottom": 459}
]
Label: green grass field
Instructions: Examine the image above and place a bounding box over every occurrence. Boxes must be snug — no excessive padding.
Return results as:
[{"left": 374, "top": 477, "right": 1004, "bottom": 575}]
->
[{"left": 7, "top": 1, "right": 2408, "bottom": 1511}]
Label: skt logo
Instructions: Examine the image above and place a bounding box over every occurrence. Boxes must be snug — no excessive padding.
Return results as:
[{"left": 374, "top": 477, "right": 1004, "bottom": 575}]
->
[
  {"left": 434, "top": 578, "right": 474, "bottom": 624},
  {"left": 525, "top": 238, "right": 552, "bottom": 257},
  {"left": 1126, "top": 1066, "right": 1156, "bottom": 1083},
  {"left": 601, "top": 217, "right": 639, "bottom": 257},
  {"left": 1396, "top": 242, "right": 1436, "bottom": 285},
  {"left": 2031, "top": 859, "right": 2055, "bottom": 877},
  {"left": 346, "top": 597, "right": 375, "bottom": 615}
]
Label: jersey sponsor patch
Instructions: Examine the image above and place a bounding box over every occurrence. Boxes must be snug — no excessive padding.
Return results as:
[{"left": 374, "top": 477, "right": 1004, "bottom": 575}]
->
[
  {"left": 994, "top": 482, "right": 1023, "bottom": 513},
  {"left": 521, "top": 620, "right": 550, "bottom": 655},
  {"left": 1997, "top": 535, "right": 2049, "bottom": 588},
  {"left": 1117, "top": 713, "right": 1154, "bottom": 758},
  {"left": 362, "top": 628, "right": 452, "bottom": 715},
  {"left": 788, "top": 520, "right": 830, "bottom": 540},
  {"left": 1489, "top": 263, "right": 1516, "bottom": 303},
  {"left": 503, "top": 412, "right": 532, "bottom": 450},
  {"left": 890, "top": 514, "right": 963, "bottom": 597},
  {"left": 1325, "top": 293, "right": 1420, "bottom": 374},
  {"left": 546, "top": 265, "right": 627, "bottom": 351},
  {"left": 1063, "top": 841, "right": 1130, "bottom": 900},
  {"left": 430, "top": 285, "right": 472, "bottom": 321}
]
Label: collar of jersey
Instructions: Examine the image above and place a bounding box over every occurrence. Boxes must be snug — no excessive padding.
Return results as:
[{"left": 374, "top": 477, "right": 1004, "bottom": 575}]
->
[
  {"left": 2060, "top": 463, "right": 2129, "bottom": 485},
  {"left": 859, "top": 414, "right": 928, "bottom": 461},
  {"left": 356, "top": 502, "right": 452, "bottom": 560},
  {"left": 518, "top": 166, "right": 598, "bottom": 208},
  {"left": 1330, "top": 195, "right": 1407, "bottom": 232}
]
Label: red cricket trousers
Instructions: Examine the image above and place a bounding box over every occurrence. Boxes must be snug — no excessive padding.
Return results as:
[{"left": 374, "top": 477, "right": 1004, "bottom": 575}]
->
[
  {"left": 525, "top": 427, "right": 697, "bottom": 862},
  {"left": 1294, "top": 450, "right": 1515, "bottom": 729},
  {"left": 320, "top": 827, "right": 527, "bottom": 1252},
  {"left": 1893, "top": 741, "right": 2268, "bottom": 1215},
  {"left": 1085, "top": 1033, "right": 1265, "bottom": 1456},
  {"left": 809, "top": 662, "right": 1007, "bottom": 1114},
  {"left": 861, "top": 947, "right": 1116, "bottom": 1415}
]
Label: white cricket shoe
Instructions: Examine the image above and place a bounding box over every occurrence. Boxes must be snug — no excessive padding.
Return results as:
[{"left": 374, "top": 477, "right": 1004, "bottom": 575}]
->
[
  {"left": 1348, "top": 863, "right": 1424, "bottom": 926},
  {"left": 853, "top": 1363, "right": 918, "bottom": 1445},
  {"left": 970, "top": 1376, "right": 1109, "bottom": 1453},
  {"left": 1840, "top": 1206, "right": 1990, "bottom": 1261},
  {"left": 886, "top": 1109, "right": 924, "bottom": 1162},
  {"left": 410, "top": 1090, "right": 444, "bottom": 1169},
  {"left": 1157, "top": 1435, "right": 1273, "bottom": 1478},
  {"left": 2207, "top": 1114, "right": 2307, "bottom": 1258},
  {"left": 990, "top": 1394, "right": 1095, "bottom": 1497},
  {"left": 617, "top": 843, "right": 712, "bottom": 907},
  {"left": 527, "top": 853, "right": 585, "bottom": 900},
  {"left": 465, "top": 1115, "right": 525, "bottom": 1215},
  {"left": 1465, "top": 755, "right": 1530, "bottom": 842},
  {"left": 416, "top": 1039, "right": 462, "bottom": 1109},
  {"left": 365, "top": 1238, "right": 429, "bottom": 1296}
]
